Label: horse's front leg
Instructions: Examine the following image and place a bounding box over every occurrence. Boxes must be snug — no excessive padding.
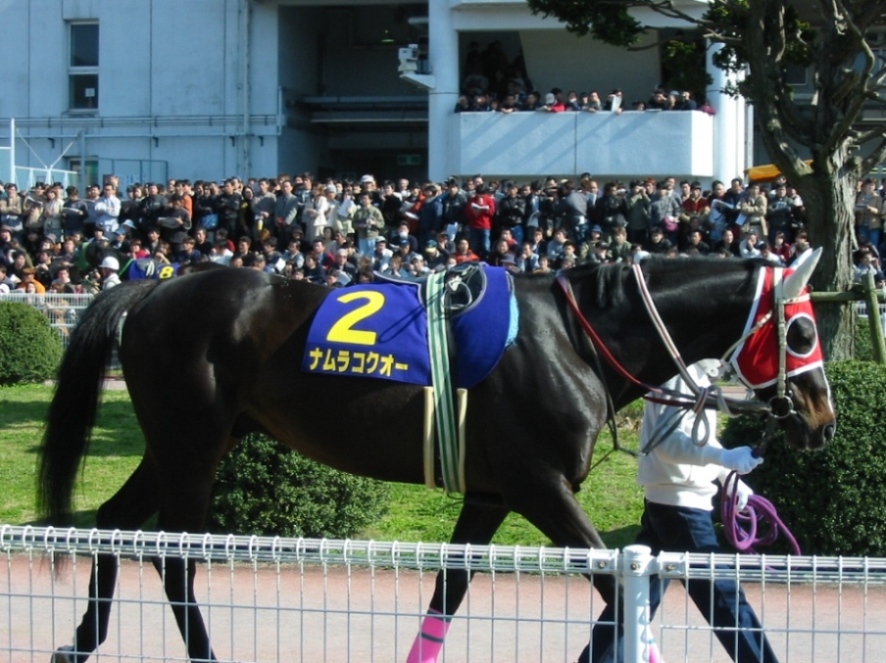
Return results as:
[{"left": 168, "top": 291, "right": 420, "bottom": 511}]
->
[{"left": 406, "top": 498, "right": 508, "bottom": 663}]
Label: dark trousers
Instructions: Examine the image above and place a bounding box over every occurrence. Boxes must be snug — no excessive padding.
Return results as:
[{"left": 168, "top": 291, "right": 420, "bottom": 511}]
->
[{"left": 582, "top": 501, "right": 780, "bottom": 663}]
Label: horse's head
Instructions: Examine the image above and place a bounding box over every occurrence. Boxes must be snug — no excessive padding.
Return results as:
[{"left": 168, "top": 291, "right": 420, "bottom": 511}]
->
[{"left": 728, "top": 249, "right": 836, "bottom": 450}]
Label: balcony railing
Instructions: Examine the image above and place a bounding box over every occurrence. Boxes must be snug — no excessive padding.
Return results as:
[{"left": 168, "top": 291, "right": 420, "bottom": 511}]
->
[{"left": 452, "top": 110, "right": 715, "bottom": 179}]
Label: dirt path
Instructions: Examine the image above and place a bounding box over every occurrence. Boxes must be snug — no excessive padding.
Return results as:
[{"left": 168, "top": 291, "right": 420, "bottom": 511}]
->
[{"left": 3, "top": 553, "right": 884, "bottom": 663}]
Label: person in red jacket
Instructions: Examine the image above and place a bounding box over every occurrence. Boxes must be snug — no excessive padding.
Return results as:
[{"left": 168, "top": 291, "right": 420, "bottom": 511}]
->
[{"left": 465, "top": 183, "right": 496, "bottom": 259}]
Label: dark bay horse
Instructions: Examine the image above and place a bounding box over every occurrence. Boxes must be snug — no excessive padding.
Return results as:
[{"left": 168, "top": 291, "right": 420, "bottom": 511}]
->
[{"left": 39, "top": 257, "right": 836, "bottom": 663}]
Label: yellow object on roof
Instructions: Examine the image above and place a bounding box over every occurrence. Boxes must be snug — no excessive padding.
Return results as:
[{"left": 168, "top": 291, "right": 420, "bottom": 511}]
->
[{"left": 745, "top": 161, "right": 813, "bottom": 183}]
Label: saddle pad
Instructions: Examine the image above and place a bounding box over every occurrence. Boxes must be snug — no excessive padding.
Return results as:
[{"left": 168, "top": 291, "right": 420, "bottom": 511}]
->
[{"left": 302, "top": 266, "right": 515, "bottom": 388}]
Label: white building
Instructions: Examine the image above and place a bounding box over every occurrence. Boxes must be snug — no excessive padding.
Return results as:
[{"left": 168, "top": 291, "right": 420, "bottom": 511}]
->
[{"left": 0, "top": 0, "right": 753, "bottom": 187}]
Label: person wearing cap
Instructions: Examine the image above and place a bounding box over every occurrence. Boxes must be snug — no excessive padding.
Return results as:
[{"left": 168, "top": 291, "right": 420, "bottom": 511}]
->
[
  {"left": 423, "top": 239, "right": 448, "bottom": 271},
  {"left": 540, "top": 91, "right": 565, "bottom": 113},
  {"left": 371, "top": 236, "right": 393, "bottom": 272},
  {"left": 98, "top": 255, "right": 122, "bottom": 290}
]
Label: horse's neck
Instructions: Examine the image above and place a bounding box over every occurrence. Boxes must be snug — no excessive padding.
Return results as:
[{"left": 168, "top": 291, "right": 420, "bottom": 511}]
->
[{"left": 619, "top": 262, "right": 757, "bottom": 396}]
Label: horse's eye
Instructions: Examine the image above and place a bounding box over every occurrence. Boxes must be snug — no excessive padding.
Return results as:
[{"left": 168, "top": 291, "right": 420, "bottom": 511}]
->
[{"left": 786, "top": 314, "right": 818, "bottom": 357}]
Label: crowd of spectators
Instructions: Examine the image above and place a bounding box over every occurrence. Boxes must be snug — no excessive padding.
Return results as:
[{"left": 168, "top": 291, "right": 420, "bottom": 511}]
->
[
  {"left": 1, "top": 169, "right": 885, "bottom": 295},
  {"left": 454, "top": 40, "right": 713, "bottom": 116}
]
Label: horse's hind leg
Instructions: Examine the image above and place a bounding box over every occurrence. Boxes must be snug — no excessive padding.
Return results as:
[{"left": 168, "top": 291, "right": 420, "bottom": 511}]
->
[
  {"left": 151, "top": 456, "right": 221, "bottom": 662},
  {"left": 56, "top": 459, "right": 160, "bottom": 663},
  {"left": 407, "top": 498, "right": 508, "bottom": 663}
]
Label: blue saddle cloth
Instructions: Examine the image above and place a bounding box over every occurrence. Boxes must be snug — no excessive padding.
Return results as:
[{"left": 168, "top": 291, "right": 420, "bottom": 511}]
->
[{"left": 302, "top": 265, "right": 516, "bottom": 389}]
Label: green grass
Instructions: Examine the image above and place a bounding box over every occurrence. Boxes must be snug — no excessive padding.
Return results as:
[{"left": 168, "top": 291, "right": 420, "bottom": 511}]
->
[
  {"left": 1, "top": 384, "right": 645, "bottom": 547},
  {"left": 0, "top": 384, "right": 145, "bottom": 527}
]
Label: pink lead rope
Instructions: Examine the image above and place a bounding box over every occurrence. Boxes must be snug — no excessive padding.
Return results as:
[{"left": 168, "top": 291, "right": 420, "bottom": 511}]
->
[{"left": 721, "top": 469, "right": 801, "bottom": 556}]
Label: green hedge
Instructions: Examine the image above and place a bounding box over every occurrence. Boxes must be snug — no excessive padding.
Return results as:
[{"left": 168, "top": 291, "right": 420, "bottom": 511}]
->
[
  {"left": 0, "top": 302, "right": 63, "bottom": 385},
  {"left": 721, "top": 360, "right": 886, "bottom": 556},
  {"left": 209, "top": 434, "right": 390, "bottom": 538}
]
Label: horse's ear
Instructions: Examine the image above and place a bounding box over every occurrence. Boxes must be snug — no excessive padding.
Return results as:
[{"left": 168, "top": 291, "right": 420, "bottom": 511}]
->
[{"left": 781, "top": 247, "right": 821, "bottom": 301}]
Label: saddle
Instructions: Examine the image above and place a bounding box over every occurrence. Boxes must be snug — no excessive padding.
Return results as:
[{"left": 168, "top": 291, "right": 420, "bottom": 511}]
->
[{"left": 374, "top": 262, "right": 487, "bottom": 315}]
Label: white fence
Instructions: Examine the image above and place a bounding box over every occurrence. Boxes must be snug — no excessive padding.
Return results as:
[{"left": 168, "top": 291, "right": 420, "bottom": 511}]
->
[
  {"left": 0, "top": 291, "right": 94, "bottom": 350},
  {"left": 3, "top": 526, "right": 886, "bottom": 662}
]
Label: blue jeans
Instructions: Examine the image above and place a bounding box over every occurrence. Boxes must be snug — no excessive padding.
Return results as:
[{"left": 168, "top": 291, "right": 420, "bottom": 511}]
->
[
  {"left": 859, "top": 226, "right": 881, "bottom": 251},
  {"left": 582, "top": 501, "right": 780, "bottom": 663},
  {"left": 469, "top": 227, "right": 491, "bottom": 259}
]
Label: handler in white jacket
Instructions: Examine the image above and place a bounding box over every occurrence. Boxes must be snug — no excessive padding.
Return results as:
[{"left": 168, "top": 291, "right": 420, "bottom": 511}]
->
[{"left": 583, "top": 361, "right": 780, "bottom": 663}]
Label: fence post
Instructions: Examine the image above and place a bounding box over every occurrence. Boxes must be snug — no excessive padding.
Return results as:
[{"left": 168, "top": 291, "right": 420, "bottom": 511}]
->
[
  {"left": 621, "top": 544, "right": 656, "bottom": 663},
  {"left": 863, "top": 271, "right": 886, "bottom": 364}
]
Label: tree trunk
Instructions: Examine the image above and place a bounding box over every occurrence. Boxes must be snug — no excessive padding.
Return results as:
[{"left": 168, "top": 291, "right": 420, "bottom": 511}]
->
[{"left": 798, "top": 168, "right": 857, "bottom": 361}]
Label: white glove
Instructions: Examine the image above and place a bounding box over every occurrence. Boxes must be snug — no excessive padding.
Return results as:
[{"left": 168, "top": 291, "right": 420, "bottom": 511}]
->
[
  {"left": 725, "top": 478, "right": 754, "bottom": 511},
  {"left": 718, "top": 447, "right": 763, "bottom": 475}
]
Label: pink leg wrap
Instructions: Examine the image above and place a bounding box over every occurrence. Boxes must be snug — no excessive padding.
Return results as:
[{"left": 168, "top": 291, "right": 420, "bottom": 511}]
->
[
  {"left": 648, "top": 641, "right": 664, "bottom": 663},
  {"left": 406, "top": 611, "right": 451, "bottom": 663}
]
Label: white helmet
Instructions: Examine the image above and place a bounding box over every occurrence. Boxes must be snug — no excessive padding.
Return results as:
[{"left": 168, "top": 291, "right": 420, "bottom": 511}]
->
[{"left": 99, "top": 256, "right": 120, "bottom": 271}]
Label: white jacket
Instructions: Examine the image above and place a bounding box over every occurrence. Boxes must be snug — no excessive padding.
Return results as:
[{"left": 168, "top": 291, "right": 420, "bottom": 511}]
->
[{"left": 638, "top": 363, "right": 731, "bottom": 511}]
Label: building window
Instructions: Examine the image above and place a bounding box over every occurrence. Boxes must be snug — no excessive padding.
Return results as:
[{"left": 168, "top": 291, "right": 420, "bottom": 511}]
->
[{"left": 69, "top": 23, "right": 99, "bottom": 110}]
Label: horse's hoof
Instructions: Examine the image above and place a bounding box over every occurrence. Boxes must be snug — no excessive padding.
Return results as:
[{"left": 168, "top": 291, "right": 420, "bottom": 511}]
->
[{"left": 51, "top": 645, "right": 76, "bottom": 663}]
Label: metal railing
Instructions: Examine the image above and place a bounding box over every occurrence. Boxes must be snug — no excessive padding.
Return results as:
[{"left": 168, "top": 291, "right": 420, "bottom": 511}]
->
[{"left": 3, "top": 526, "right": 886, "bottom": 662}]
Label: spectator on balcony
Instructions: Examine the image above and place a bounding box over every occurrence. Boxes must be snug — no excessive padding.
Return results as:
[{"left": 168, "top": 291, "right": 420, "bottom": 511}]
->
[
  {"left": 476, "top": 93, "right": 496, "bottom": 112},
  {"left": 498, "top": 93, "right": 519, "bottom": 114},
  {"left": 521, "top": 91, "right": 542, "bottom": 111},
  {"left": 603, "top": 89, "right": 624, "bottom": 113},
  {"left": 582, "top": 91, "right": 603, "bottom": 112},
  {"left": 454, "top": 95, "right": 471, "bottom": 113},
  {"left": 676, "top": 90, "right": 697, "bottom": 110},
  {"left": 540, "top": 91, "right": 566, "bottom": 113},
  {"left": 647, "top": 88, "right": 669, "bottom": 110},
  {"left": 563, "top": 90, "right": 581, "bottom": 111},
  {"left": 666, "top": 90, "right": 681, "bottom": 110}
]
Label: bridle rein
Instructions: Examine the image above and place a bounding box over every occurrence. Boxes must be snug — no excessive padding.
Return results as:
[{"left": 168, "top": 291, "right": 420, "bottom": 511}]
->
[{"left": 556, "top": 250, "right": 824, "bottom": 424}]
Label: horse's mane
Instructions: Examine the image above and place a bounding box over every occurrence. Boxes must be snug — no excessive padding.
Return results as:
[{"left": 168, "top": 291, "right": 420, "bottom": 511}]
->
[{"left": 554, "top": 257, "right": 761, "bottom": 309}]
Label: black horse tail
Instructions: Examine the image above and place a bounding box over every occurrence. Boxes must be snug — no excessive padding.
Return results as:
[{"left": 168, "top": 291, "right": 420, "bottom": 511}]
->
[{"left": 38, "top": 280, "right": 160, "bottom": 525}]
